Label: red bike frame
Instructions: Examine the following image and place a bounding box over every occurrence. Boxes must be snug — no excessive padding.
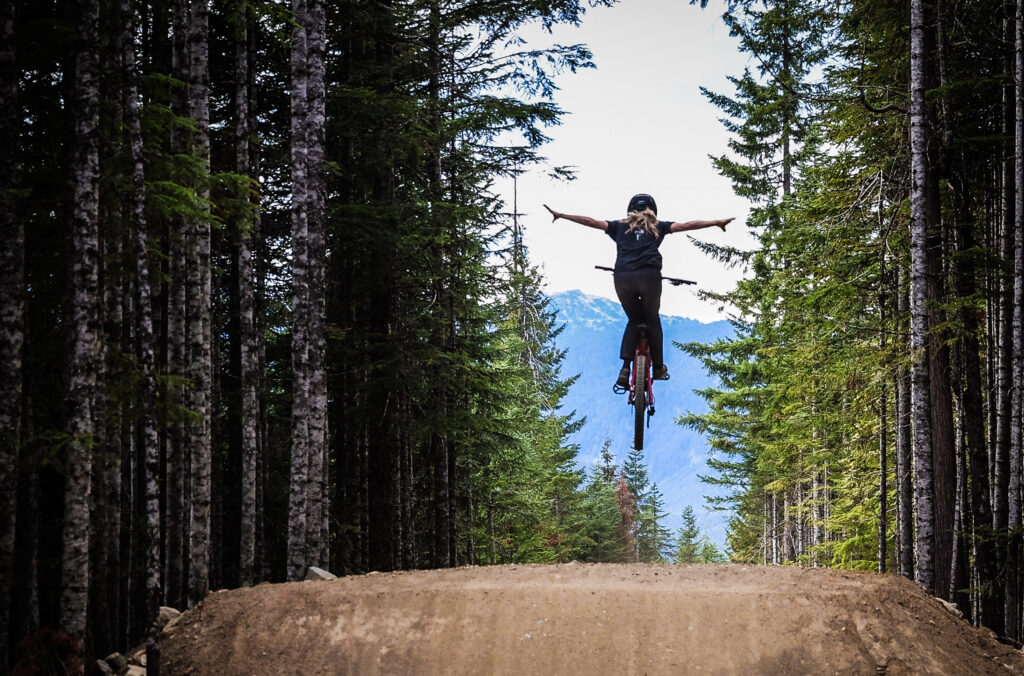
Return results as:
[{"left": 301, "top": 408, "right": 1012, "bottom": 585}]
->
[{"left": 629, "top": 336, "right": 655, "bottom": 411}]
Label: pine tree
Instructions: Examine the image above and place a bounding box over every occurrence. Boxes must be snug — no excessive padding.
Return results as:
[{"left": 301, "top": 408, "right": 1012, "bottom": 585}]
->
[
  {"left": 698, "top": 539, "right": 727, "bottom": 564},
  {"left": 577, "top": 465, "right": 627, "bottom": 563},
  {"left": 674, "top": 506, "right": 702, "bottom": 564}
]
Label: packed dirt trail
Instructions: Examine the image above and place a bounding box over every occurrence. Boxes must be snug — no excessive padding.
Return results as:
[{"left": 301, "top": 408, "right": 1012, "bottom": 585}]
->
[{"left": 161, "top": 563, "right": 1023, "bottom": 675}]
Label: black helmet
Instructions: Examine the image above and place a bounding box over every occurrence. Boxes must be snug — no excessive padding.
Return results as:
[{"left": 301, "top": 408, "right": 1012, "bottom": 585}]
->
[{"left": 627, "top": 193, "right": 657, "bottom": 215}]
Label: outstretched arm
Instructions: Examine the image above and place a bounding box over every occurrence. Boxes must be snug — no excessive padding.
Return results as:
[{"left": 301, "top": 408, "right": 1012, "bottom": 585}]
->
[
  {"left": 544, "top": 204, "right": 609, "bottom": 232},
  {"left": 669, "top": 217, "right": 734, "bottom": 233}
]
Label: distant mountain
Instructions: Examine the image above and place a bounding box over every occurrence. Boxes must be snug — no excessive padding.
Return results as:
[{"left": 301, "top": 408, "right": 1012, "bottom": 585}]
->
[{"left": 548, "top": 290, "right": 735, "bottom": 549}]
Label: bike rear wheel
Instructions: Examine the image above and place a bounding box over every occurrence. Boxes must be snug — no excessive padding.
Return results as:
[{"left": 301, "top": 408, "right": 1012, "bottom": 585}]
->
[{"left": 633, "top": 354, "right": 647, "bottom": 450}]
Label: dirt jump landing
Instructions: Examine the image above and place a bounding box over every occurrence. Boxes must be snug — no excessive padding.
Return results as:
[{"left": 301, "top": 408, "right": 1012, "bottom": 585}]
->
[{"left": 161, "top": 563, "right": 1023, "bottom": 675}]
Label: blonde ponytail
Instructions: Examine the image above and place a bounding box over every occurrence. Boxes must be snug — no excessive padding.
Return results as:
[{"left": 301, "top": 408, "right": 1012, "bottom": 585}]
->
[{"left": 624, "top": 208, "right": 659, "bottom": 239}]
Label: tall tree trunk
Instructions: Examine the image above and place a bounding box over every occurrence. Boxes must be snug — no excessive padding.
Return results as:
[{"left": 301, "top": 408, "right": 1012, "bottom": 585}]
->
[
  {"left": 896, "top": 268, "right": 915, "bottom": 579},
  {"left": 235, "top": 0, "right": 258, "bottom": 589},
  {"left": 287, "top": 0, "right": 311, "bottom": 581},
  {"left": 424, "top": 0, "right": 452, "bottom": 571},
  {"left": 121, "top": 0, "right": 162, "bottom": 667},
  {"left": 880, "top": 362, "right": 888, "bottom": 574},
  {"left": 910, "top": 0, "right": 936, "bottom": 593},
  {"left": 952, "top": 393, "right": 970, "bottom": 611},
  {"left": 187, "top": 0, "right": 212, "bottom": 607},
  {"left": 93, "top": 219, "right": 124, "bottom": 653},
  {"left": 401, "top": 416, "right": 415, "bottom": 569},
  {"left": 0, "top": 0, "right": 21, "bottom": 667},
  {"left": 951, "top": 152, "right": 1000, "bottom": 626},
  {"left": 432, "top": 429, "right": 450, "bottom": 568},
  {"left": 1008, "top": 0, "right": 1024, "bottom": 638},
  {"left": 251, "top": 27, "right": 268, "bottom": 582},
  {"left": 927, "top": 1, "right": 956, "bottom": 601},
  {"left": 164, "top": 0, "right": 189, "bottom": 611},
  {"left": 305, "top": 0, "right": 328, "bottom": 571},
  {"left": 879, "top": 249, "right": 889, "bottom": 575},
  {"left": 994, "top": 7, "right": 1017, "bottom": 639},
  {"left": 782, "top": 493, "right": 795, "bottom": 562},
  {"left": 62, "top": 0, "right": 101, "bottom": 653}
]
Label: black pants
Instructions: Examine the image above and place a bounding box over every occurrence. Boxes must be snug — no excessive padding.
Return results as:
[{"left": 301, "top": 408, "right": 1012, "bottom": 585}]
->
[{"left": 613, "top": 267, "right": 664, "bottom": 366}]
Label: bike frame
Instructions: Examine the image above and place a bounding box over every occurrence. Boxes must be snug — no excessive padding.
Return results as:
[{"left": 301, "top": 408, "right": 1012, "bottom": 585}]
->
[{"left": 629, "top": 335, "right": 655, "bottom": 413}]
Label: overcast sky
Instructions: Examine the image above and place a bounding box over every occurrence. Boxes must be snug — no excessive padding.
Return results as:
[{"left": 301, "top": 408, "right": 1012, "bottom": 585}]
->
[{"left": 503, "top": 0, "right": 758, "bottom": 322}]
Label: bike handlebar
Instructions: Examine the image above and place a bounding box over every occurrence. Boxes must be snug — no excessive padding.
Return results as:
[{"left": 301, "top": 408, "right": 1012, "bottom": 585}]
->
[{"left": 594, "top": 265, "right": 696, "bottom": 286}]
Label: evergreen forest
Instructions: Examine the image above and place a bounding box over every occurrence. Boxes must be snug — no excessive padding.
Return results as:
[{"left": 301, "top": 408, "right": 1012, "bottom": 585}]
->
[
  {"left": 0, "top": 0, "right": 708, "bottom": 670},
  {"left": 683, "top": 0, "right": 1024, "bottom": 647},
  {"left": 10, "top": 0, "right": 1024, "bottom": 670}
]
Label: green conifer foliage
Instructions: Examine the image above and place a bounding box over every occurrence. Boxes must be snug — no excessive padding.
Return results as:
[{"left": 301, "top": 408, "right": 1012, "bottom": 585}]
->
[
  {"left": 688, "top": 0, "right": 1021, "bottom": 635},
  {"left": 3, "top": 0, "right": 635, "bottom": 659}
]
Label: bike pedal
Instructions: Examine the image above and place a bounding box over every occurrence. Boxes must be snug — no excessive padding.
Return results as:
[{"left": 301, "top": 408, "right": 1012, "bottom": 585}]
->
[{"left": 612, "top": 384, "right": 627, "bottom": 395}]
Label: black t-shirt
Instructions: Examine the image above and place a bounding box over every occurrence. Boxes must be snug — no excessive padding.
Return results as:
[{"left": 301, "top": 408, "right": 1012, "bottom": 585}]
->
[{"left": 606, "top": 219, "right": 674, "bottom": 271}]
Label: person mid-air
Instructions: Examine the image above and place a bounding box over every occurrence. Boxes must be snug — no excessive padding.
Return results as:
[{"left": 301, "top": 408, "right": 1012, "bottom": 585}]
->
[{"left": 544, "top": 194, "right": 733, "bottom": 388}]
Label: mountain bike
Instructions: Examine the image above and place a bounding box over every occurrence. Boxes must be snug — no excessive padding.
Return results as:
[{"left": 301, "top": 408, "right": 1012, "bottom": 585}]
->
[
  {"left": 597, "top": 266, "right": 694, "bottom": 450},
  {"left": 624, "top": 323, "right": 654, "bottom": 450}
]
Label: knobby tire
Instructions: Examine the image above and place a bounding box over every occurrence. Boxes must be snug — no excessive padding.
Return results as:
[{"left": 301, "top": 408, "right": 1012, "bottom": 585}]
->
[{"left": 633, "top": 354, "right": 647, "bottom": 450}]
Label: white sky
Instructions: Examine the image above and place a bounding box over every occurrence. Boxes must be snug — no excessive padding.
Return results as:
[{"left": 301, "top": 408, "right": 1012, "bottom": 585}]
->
[{"left": 503, "top": 0, "right": 759, "bottom": 322}]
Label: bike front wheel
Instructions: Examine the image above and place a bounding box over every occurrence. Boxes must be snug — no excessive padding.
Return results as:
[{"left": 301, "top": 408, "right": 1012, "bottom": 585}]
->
[{"left": 633, "top": 354, "right": 647, "bottom": 450}]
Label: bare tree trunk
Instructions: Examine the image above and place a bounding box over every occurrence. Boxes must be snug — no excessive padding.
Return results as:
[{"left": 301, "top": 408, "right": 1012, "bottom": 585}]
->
[
  {"left": 119, "top": 0, "right": 162, "bottom": 667},
  {"left": 93, "top": 213, "right": 125, "bottom": 652},
  {"left": 771, "top": 493, "right": 778, "bottom": 564},
  {"left": 994, "top": 8, "right": 1017, "bottom": 638},
  {"left": 810, "top": 469, "right": 819, "bottom": 567},
  {"left": 879, "top": 252, "right": 889, "bottom": 575},
  {"left": 950, "top": 132, "right": 1000, "bottom": 632},
  {"left": 926, "top": 0, "right": 956, "bottom": 604},
  {"left": 897, "top": 269, "right": 915, "bottom": 579},
  {"left": 252, "top": 57, "right": 268, "bottom": 582},
  {"left": 287, "top": 0, "right": 311, "bottom": 581},
  {"left": 164, "top": 0, "right": 189, "bottom": 611},
  {"left": 433, "top": 429, "right": 451, "bottom": 568},
  {"left": 305, "top": 0, "right": 328, "bottom": 570},
  {"left": 1008, "top": 0, "right": 1024, "bottom": 638},
  {"left": 880, "top": 373, "right": 888, "bottom": 574},
  {"left": 187, "top": 0, "right": 212, "bottom": 607},
  {"left": 234, "top": 0, "right": 258, "bottom": 589},
  {"left": 782, "top": 493, "right": 795, "bottom": 562},
  {"left": 928, "top": 212, "right": 956, "bottom": 600},
  {"left": 120, "top": 381, "right": 133, "bottom": 647},
  {"left": 401, "top": 419, "right": 415, "bottom": 569},
  {"left": 762, "top": 492, "right": 768, "bottom": 565},
  {"left": 0, "top": 0, "right": 20, "bottom": 666},
  {"left": 910, "top": 0, "right": 936, "bottom": 592},
  {"left": 61, "top": 0, "right": 101, "bottom": 654}
]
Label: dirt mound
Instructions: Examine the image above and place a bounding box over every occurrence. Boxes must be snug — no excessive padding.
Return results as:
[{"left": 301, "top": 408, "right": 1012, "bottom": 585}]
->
[{"left": 161, "top": 563, "right": 1023, "bottom": 675}]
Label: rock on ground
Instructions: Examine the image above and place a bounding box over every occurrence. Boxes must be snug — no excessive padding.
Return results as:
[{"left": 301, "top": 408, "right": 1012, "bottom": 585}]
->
[
  {"left": 160, "top": 563, "right": 1024, "bottom": 675},
  {"left": 304, "top": 566, "right": 337, "bottom": 581}
]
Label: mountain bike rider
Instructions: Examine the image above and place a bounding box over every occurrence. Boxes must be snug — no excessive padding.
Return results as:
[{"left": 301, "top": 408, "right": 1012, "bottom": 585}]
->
[{"left": 544, "top": 194, "right": 733, "bottom": 388}]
